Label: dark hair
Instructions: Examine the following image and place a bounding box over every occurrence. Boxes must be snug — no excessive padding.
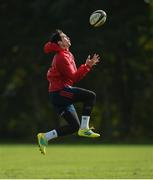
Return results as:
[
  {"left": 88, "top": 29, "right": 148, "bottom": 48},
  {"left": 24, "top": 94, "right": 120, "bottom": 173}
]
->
[{"left": 50, "top": 29, "right": 63, "bottom": 44}]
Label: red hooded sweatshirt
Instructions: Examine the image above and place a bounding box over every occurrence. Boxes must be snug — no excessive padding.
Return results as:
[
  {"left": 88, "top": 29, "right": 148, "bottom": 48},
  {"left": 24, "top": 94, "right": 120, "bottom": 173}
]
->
[{"left": 44, "top": 42, "right": 91, "bottom": 92}]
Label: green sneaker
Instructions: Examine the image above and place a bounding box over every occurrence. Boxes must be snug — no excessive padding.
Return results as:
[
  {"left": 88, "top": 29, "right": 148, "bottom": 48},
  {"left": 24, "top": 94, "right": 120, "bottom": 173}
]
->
[
  {"left": 78, "top": 128, "right": 100, "bottom": 138},
  {"left": 37, "top": 133, "right": 48, "bottom": 155}
]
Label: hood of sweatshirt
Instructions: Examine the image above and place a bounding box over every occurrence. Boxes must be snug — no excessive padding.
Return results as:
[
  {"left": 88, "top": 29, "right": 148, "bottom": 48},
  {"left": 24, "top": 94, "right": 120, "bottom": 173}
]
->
[{"left": 44, "top": 42, "right": 65, "bottom": 54}]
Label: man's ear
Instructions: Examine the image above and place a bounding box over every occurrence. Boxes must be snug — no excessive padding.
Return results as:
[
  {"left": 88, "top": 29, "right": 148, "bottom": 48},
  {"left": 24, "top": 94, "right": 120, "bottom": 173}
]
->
[{"left": 57, "top": 41, "right": 62, "bottom": 46}]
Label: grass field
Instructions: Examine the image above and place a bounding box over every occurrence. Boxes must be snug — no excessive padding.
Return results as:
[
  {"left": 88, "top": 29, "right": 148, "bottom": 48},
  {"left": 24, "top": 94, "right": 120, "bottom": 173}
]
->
[{"left": 0, "top": 144, "right": 153, "bottom": 179}]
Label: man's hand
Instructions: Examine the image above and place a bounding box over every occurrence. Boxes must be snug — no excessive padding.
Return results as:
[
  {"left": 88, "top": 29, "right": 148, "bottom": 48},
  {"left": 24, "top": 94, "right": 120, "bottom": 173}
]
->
[{"left": 85, "top": 54, "right": 100, "bottom": 68}]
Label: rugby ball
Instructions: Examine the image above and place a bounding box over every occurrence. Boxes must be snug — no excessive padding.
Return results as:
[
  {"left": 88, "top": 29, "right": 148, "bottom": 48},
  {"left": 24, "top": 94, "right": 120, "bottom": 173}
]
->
[{"left": 89, "top": 10, "right": 107, "bottom": 27}]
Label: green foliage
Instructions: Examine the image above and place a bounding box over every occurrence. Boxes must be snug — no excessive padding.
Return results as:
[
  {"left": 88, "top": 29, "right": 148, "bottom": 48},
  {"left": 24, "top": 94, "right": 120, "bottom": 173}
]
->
[{"left": 0, "top": 0, "right": 153, "bottom": 141}]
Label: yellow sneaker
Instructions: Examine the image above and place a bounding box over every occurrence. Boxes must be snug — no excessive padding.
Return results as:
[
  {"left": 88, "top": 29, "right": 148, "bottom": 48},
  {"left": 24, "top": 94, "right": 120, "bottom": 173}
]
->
[
  {"left": 37, "top": 133, "right": 48, "bottom": 155},
  {"left": 78, "top": 128, "right": 100, "bottom": 138}
]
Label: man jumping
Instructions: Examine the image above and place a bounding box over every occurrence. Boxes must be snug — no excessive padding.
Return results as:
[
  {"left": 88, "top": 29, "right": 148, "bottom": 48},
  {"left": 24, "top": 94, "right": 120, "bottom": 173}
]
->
[{"left": 37, "top": 29, "right": 100, "bottom": 155}]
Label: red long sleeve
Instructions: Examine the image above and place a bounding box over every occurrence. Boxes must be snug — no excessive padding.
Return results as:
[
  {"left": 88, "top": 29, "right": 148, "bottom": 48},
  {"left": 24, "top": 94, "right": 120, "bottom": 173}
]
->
[
  {"left": 56, "top": 54, "right": 91, "bottom": 83},
  {"left": 44, "top": 42, "right": 91, "bottom": 92}
]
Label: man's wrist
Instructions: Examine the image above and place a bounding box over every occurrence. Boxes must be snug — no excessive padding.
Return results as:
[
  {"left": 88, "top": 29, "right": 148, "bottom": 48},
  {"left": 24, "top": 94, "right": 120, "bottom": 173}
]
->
[{"left": 85, "top": 63, "right": 92, "bottom": 69}]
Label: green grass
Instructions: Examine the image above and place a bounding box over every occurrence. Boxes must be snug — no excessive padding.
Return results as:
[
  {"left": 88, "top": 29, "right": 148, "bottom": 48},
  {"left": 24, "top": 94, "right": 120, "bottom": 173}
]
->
[{"left": 0, "top": 144, "right": 153, "bottom": 179}]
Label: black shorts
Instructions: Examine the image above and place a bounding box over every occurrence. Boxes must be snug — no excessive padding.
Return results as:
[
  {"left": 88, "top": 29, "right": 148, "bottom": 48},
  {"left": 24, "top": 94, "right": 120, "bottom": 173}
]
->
[{"left": 49, "top": 86, "right": 96, "bottom": 116}]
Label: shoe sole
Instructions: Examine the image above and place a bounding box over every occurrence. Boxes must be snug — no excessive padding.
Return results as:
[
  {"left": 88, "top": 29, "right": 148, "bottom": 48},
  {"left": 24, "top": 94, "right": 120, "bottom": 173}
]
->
[
  {"left": 37, "top": 134, "right": 46, "bottom": 155},
  {"left": 78, "top": 133, "right": 100, "bottom": 138}
]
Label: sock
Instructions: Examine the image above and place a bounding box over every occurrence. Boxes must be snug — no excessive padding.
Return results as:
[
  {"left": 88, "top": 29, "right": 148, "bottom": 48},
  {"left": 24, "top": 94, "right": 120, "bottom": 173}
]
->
[
  {"left": 80, "top": 116, "right": 90, "bottom": 129},
  {"left": 45, "top": 129, "right": 58, "bottom": 141}
]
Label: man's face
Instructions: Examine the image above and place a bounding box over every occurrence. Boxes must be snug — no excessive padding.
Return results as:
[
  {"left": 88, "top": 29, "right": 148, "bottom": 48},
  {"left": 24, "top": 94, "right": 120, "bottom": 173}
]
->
[{"left": 58, "top": 32, "right": 71, "bottom": 48}]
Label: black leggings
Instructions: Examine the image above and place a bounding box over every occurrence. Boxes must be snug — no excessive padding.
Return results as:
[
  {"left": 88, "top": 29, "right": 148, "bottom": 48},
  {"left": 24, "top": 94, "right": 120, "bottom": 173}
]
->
[{"left": 50, "top": 86, "right": 96, "bottom": 136}]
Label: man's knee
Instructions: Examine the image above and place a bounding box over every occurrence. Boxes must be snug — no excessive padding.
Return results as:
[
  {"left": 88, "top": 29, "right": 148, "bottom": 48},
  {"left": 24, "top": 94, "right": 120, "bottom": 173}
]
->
[{"left": 88, "top": 91, "right": 96, "bottom": 102}]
